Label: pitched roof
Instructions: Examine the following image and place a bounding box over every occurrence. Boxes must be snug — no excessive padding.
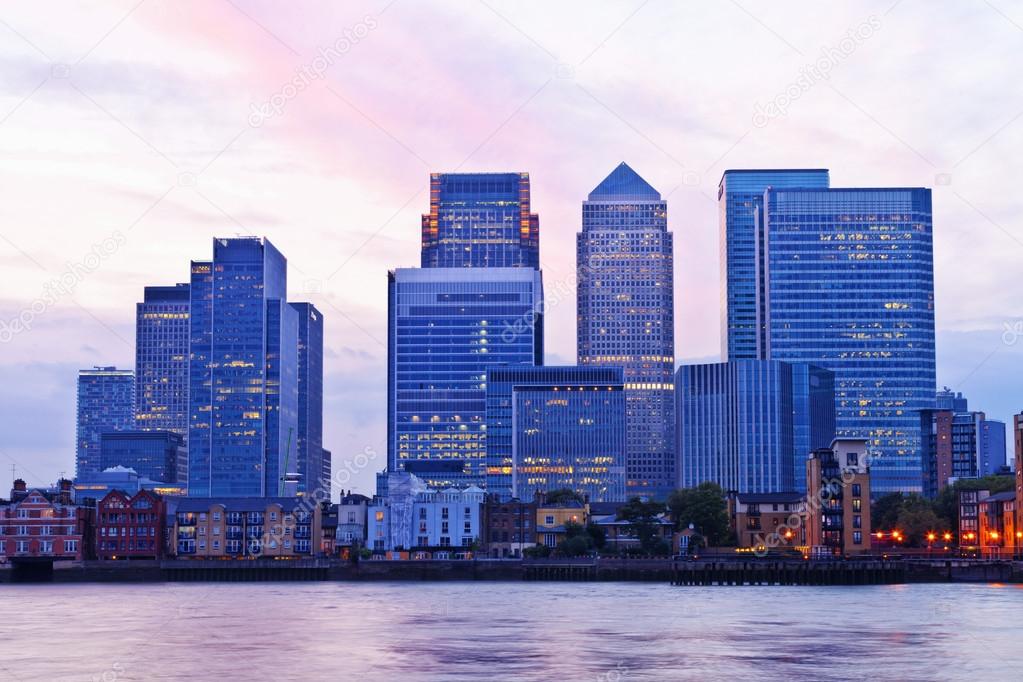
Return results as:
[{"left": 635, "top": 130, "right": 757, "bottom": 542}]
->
[{"left": 588, "top": 162, "right": 661, "bottom": 201}]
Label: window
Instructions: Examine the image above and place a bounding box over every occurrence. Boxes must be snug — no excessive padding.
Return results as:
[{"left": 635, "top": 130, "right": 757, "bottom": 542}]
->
[
  {"left": 375, "top": 511, "right": 385, "bottom": 522},
  {"left": 199, "top": 513, "right": 207, "bottom": 522},
  {"left": 441, "top": 507, "right": 449, "bottom": 520},
  {"left": 852, "top": 499, "right": 862, "bottom": 512},
  {"left": 40, "top": 541, "right": 53, "bottom": 554},
  {"left": 348, "top": 512, "right": 356, "bottom": 523},
  {"left": 441, "top": 522, "right": 449, "bottom": 534},
  {"left": 213, "top": 526, "right": 220, "bottom": 536},
  {"left": 545, "top": 515, "right": 555, "bottom": 525},
  {"left": 851, "top": 484, "right": 862, "bottom": 497},
  {"left": 853, "top": 531, "right": 863, "bottom": 545},
  {"left": 64, "top": 539, "right": 78, "bottom": 554},
  {"left": 212, "top": 540, "right": 220, "bottom": 550},
  {"left": 16, "top": 541, "right": 29, "bottom": 553},
  {"left": 213, "top": 512, "right": 221, "bottom": 522},
  {"left": 270, "top": 512, "right": 278, "bottom": 521},
  {"left": 853, "top": 515, "right": 862, "bottom": 529},
  {"left": 847, "top": 453, "right": 858, "bottom": 466},
  {"left": 419, "top": 508, "right": 427, "bottom": 520}
]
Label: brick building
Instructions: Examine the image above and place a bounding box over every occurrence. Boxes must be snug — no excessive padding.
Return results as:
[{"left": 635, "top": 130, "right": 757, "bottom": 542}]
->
[
  {"left": 0, "top": 479, "right": 93, "bottom": 562},
  {"left": 95, "top": 489, "right": 166, "bottom": 560}
]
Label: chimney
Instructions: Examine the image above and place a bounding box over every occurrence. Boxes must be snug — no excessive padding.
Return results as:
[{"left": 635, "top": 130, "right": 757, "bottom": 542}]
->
[{"left": 58, "top": 478, "right": 73, "bottom": 505}]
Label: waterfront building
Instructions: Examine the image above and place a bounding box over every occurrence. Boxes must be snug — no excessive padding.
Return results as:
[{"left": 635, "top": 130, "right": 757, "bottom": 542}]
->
[
  {"left": 387, "top": 267, "right": 543, "bottom": 489},
  {"left": 320, "top": 502, "right": 338, "bottom": 556},
  {"left": 168, "top": 497, "right": 322, "bottom": 559},
  {"left": 1016, "top": 412, "right": 1023, "bottom": 541},
  {"left": 290, "top": 302, "right": 325, "bottom": 497},
  {"left": 805, "top": 438, "right": 872, "bottom": 556},
  {"left": 485, "top": 365, "right": 626, "bottom": 503},
  {"left": 335, "top": 491, "right": 370, "bottom": 559},
  {"left": 920, "top": 409, "right": 1007, "bottom": 498},
  {"left": 590, "top": 511, "right": 674, "bottom": 554},
  {"left": 0, "top": 480, "right": 92, "bottom": 562},
  {"left": 760, "top": 186, "right": 936, "bottom": 494},
  {"left": 135, "top": 284, "right": 190, "bottom": 438},
  {"left": 420, "top": 172, "right": 539, "bottom": 269},
  {"left": 94, "top": 490, "right": 166, "bottom": 560},
  {"left": 727, "top": 491, "right": 807, "bottom": 550},
  {"left": 481, "top": 495, "right": 536, "bottom": 558},
  {"left": 73, "top": 466, "right": 185, "bottom": 503},
  {"left": 676, "top": 360, "right": 834, "bottom": 494},
  {"left": 99, "top": 431, "right": 186, "bottom": 486},
  {"left": 718, "top": 169, "right": 830, "bottom": 361},
  {"left": 577, "top": 162, "right": 675, "bottom": 499},
  {"left": 977, "top": 491, "right": 1017, "bottom": 558},
  {"left": 76, "top": 367, "right": 135, "bottom": 479},
  {"left": 188, "top": 237, "right": 309, "bottom": 498},
  {"left": 535, "top": 491, "right": 589, "bottom": 549}
]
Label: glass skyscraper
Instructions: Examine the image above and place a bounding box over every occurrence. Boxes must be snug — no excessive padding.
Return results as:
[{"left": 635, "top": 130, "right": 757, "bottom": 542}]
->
[
  {"left": 761, "top": 187, "right": 936, "bottom": 494},
  {"left": 135, "top": 284, "right": 190, "bottom": 439},
  {"left": 99, "top": 430, "right": 187, "bottom": 484},
  {"left": 290, "top": 302, "right": 325, "bottom": 497},
  {"left": 420, "top": 172, "right": 539, "bottom": 269},
  {"left": 187, "top": 237, "right": 301, "bottom": 497},
  {"left": 676, "top": 360, "right": 834, "bottom": 493},
  {"left": 76, "top": 367, "right": 135, "bottom": 478},
  {"left": 577, "top": 162, "right": 675, "bottom": 499},
  {"left": 485, "top": 365, "right": 626, "bottom": 502},
  {"left": 387, "top": 267, "right": 543, "bottom": 489},
  {"left": 718, "top": 169, "right": 830, "bottom": 360}
]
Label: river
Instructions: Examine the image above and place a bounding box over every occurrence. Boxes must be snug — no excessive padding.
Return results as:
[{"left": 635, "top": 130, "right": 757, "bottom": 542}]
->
[{"left": 1, "top": 582, "right": 1020, "bottom": 681}]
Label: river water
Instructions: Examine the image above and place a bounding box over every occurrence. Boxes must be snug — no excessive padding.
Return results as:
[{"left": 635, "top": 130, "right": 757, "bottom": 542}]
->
[{"left": 1, "top": 582, "right": 1020, "bottom": 681}]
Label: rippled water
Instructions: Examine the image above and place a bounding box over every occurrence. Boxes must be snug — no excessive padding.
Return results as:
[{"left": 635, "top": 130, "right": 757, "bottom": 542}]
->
[{"left": 2, "top": 581, "right": 1021, "bottom": 681}]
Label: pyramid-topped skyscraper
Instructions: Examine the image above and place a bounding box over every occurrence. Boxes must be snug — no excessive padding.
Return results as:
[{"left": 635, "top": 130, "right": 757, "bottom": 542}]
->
[{"left": 577, "top": 163, "right": 676, "bottom": 499}]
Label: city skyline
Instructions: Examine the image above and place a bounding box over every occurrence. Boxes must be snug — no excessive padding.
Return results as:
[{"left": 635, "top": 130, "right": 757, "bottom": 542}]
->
[{"left": 2, "top": 2, "right": 1023, "bottom": 498}]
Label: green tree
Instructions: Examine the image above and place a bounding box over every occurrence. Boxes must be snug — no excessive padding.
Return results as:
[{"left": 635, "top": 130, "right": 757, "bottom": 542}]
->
[
  {"left": 544, "top": 488, "right": 585, "bottom": 506},
  {"left": 666, "top": 482, "right": 730, "bottom": 546},
  {"left": 558, "top": 521, "right": 595, "bottom": 557},
  {"left": 617, "top": 497, "right": 668, "bottom": 556},
  {"left": 896, "top": 504, "right": 942, "bottom": 546},
  {"left": 872, "top": 492, "right": 904, "bottom": 530}
]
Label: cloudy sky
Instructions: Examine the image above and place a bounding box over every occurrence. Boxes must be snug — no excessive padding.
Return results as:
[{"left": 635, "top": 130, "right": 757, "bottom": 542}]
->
[{"left": 1, "top": 0, "right": 1021, "bottom": 497}]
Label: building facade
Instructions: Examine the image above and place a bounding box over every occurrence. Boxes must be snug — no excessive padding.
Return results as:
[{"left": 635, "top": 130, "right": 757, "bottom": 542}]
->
[
  {"left": 577, "top": 162, "right": 675, "bottom": 499},
  {"left": 676, "top": 360, "right": 834, "bottom": 494},
  {"left": 920, "top": 409, "right": 1007, "bottom": 498},
  {"left": 485, "top": 365, "right": 626, "bottom": 503},
  {"left": 135, "top": 283, "right": 190, "bottom": 439},
  {"left": 0, "top": 480, "right": 92, "bottom": 562},
  {"left": 387, "top": 267, "right": 543, "bottom": 489},
  {"left": 188, "top": 238, "right": 307, "bottom": 497},
  {"left": 728, "top": 491, "right": 807, "bottom": 550},
  {"left": 420, "top": 172, "right": 539, "bottom": 269},
  {"left": 482, "top": 495, "right": 536, "bottom": 558},
  {"left": 99, "top": 431, "right": 186, "bottom": 485},
  {"left": 169, "top": 497, "right": 322, "bottom": 559},
  {"left": 335, "top": 492, "right": 370, "bottom": 558},
  {"left": 76, "top": 367, "right": 135, "bottom": 479},
  {"left": 290, "top": 302, "right": 325, "bottom": 497},
  {"left": 761, "top": 187, "right": 936, "bottom": 494},
  {"left": 718, "top": 169, "right": 830, "bottom": 361},
  {"left": 95, "top": 489, "right": 166, "bottom": 560},
  {"left": 805, "top": 439, "right": 871, "bottom": 556}
]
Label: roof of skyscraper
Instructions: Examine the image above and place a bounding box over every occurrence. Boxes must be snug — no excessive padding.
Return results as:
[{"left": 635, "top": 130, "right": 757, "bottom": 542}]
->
[{"left": 587, "top": 162, "right": 661, "bottom": 201}]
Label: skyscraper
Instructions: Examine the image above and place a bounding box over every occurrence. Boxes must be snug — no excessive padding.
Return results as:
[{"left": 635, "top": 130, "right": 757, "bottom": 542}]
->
[
  {"left": 577, "top": 162, "right": 675, "bottom": 499},
  {"left": 387, "top": 267, "right": 543, "bottom": 489},
  {"left": 76, "top": 367, "right": 135, "bottom": 478},
  {"left": 99, "top": 430, "right": 187, "bottom": 484},
  {"left": 187, "top": 237, "right": 300, "bottom": 497},
  {"left": 760, "top": 187, "right": 936, "bottom": 494},
  {"left": 135, "top": 284, "right": 190, "bottom": 438},
  {"left": 486, "top": 365, "right": 627, "bottom": 502},
  {"left": 420, "top": 172, "right": 539, "bottom": 269},
  {"left": 718, "top": 169, "right": 830, "bottom": 360},
  {"left": 920, "top": 408, "right": 1007, "bottom": 497},
  {"left": 290, "top": 302, "right": 325, "bottom": 497},
  {"left": 676, "top": 360, "right": 834, "bottom": 494}
]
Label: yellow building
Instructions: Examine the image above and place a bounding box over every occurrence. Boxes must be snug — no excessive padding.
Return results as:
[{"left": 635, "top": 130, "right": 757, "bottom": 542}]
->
[
  {"left": 169, "top": 497, "right": 322, "bottom": 559},
  {"left": 805, "top": 438, "right": 871, "bottom": 556},
  {"left": 535, "top": 495, "right": 589, "bottom": 549}
]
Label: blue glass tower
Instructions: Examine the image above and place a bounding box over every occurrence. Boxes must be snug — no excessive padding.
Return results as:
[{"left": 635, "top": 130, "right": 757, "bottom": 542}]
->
[
  {"left": 486, "top": 365, "right": 626, "bottom": 502},
  {"left": 290, "top": 302, "right": 325, "bottom": 497},
  {"left": 135, "top": 284, "right": 190, "bottom": 439},
  {"left": 387, "top": 267, "right": 543, "bottom": 489},
  {"left": 676, "top": 360, "right": 834, "bottom": 493},
  {"left": 76, "top": 367, "right": 135, "bottom": 478},
  {"left": 421, "top": 172, "right": 539, "bottom": 269},
  {"left": 761, "top": 187, "right": 936, "bottom": 494},
  {"left": 577, "top": 162, "right": 675, "bottom": 499},
  {"left": 718, "top": 169, "right": 830, "bottom": 360},
  {"left": 99, "top": 430, "right": 186, "bottom": 484},
  {"left": 187, "top": 237, "right": 299, "bottom": 497}
]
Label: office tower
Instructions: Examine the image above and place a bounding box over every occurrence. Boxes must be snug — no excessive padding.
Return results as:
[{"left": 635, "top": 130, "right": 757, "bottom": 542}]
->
[
  {"left": 676, "top": 360, "right": 834, "bottom": 494},
  {"left": 577, "top": 162, "right": 675, "bottom": 499},
  {"left": 759, "top": 186, "right": 936, "bottom": 494},
  {"left": 187, "top": 238, "right": 299, "bottom": 497},
  {"left": 935, "top": 387, "right": 968, "bottom": 412},
  {"left": 805, "top": 438, "right": 871, "bottom": 555},
  {"left": 76, "top": 367, "right": 135, "bottom": 479},
  {"left": 321, "top": 448, "right": 332, "bottom": 498},
  {"left": 920, "top": 409, "right": 1007, "bottom": 497},
  {"left": 135, "top": 284, "right": 190, "bottom": 437},
  {"left": 387, "top": 267, "right": 543, "bottom": 489},
  {"left": 718, "top": 169, "right": 830, "bottom": 361},
  {"left": 485, "top": 365, "right": 627, "bottom": 503},
  {"left": 290, "top": 302, "right": 324, "bottom": 497},
  {"left": 420, "top": 172, "right": 539, "bottom": 269},
  {"left": 99, "top": 430, "right": 186, "bottom": 484},
  {"left": 980, "top": 419, "right": 1006, "bottom": 475}
]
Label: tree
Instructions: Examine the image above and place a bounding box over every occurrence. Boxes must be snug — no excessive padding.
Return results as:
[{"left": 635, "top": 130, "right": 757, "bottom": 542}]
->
[
  {"left": 617, "top": 497, "right": 668, "bottom": 556},
  {"left": 896, "top": 505, "right": 942, "bottom": 547},
  {"left": 666, "top": 482, "right": 730, "bottom": 546},
  {"left": 872, "top": 492, "right": 904, "bottom": 530},
  {"left": 558, "top": 521, "right": 596, "bottom": 557},
  {"left": 544, "top": 488, "right": 585, "bottom": 506}
]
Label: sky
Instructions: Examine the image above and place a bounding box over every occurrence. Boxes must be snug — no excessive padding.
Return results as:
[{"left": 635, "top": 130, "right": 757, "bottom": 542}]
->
[{"left": 1, "top": 0, "right": 1022, "bottom": 498}]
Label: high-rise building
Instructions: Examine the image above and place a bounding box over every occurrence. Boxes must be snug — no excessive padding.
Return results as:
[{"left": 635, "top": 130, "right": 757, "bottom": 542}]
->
[
  {"left": 920, "top": 409, "right": 1007, "bottom": 497},
  {"left": 485, "top": 365, "right": 627, "bottom": 503},
  {"left": 759, "top": 186, "right": 936, "bottom": 494},
  {"left": 135, "top": 284, "right": 190, "bottom": 438},
  {"left": 420, "top": 172, "right": 539, "bottom": 269},
  {"left": 76, "top": 367, "right": 135, "bottom": 479},
  {"left": 99, "top": 430, "right": 186, "bottom": 484},
  {"left": 187, "top": 238, "right": 300, "bottom": 497},
  {"left": 980, "top": 419, "right": 1007, "bottom": 476},
  {"left": 577, "top": 162, "right": 675, "bottom": 499},
  {"left": 718, "top": 169, "right": 830, "bottom": 361},
  {"left": 935, "top": 387, "right": 968, "bottom": 413},
  {"left": 290, "top": 302, "right": 324, "bottom": 497},
  {"left": 676, "top": 360, "right": 834, "bottom": 494},
  {"left": 387, "top": 267, "right": 543, "bottom": 489}
]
